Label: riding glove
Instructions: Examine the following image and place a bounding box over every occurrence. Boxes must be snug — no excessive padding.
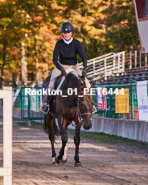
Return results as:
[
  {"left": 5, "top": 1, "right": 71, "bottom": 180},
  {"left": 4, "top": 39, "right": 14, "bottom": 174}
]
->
[
  {"left": 82, "top": 67, "right": 87, "bottom": 79},
  {"left": 61, "top": 67, "right": 67, "bottom": 77}
]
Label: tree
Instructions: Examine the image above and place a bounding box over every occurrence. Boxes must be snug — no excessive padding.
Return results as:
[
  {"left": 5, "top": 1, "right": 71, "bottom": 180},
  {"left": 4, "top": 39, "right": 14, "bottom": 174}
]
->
[
  {"left": 99, "top": 0, "right": 140, "bottom": 53},
  {"left": 0, "top": 0, "right": 56, "bottom": 86},
  {"left": 0, "top": 0, "right": 141, "bottom": 87},
  {"left": 0, "top": 0, "right": 24, "bottom": 86}
]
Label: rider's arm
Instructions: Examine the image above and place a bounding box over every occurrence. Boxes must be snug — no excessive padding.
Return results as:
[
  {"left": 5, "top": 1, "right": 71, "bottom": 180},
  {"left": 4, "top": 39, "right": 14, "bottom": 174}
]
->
[
  {"left": 53, "top": 41, "right": 62, "bottom": 71},
  {"left": 76, "top": 40, "right": 87, "bottom": 69}
]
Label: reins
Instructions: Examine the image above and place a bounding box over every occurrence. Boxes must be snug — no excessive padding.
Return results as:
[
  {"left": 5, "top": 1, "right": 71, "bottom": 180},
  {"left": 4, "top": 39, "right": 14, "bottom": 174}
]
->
[
  {"left": 64, "top": 74, "right": 93, "bottom": 124},
  {"left": 64, "top": 75, "right": 85, "bottom": 123},
  {"left": 64, "top": 76, "right": 79, "bottom": 115}
]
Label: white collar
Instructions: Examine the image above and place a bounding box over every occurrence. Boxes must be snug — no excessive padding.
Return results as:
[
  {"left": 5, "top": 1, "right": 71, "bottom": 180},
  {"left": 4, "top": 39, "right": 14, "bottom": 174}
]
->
[{"left": 63, "top": 37, "right": 73, "bottom": 45}]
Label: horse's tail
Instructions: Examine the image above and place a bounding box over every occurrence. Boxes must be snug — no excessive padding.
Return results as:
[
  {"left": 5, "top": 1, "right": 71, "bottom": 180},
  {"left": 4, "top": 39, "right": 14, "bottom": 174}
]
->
[
  {"left": 43, "top": 115, "right": 61, "bottom": 139},
  {"left": 43, "top": 115, "right": 48, "bottom": 134},
  {"left": 53, "top": 119, "right": 61, "bottom": 137}
]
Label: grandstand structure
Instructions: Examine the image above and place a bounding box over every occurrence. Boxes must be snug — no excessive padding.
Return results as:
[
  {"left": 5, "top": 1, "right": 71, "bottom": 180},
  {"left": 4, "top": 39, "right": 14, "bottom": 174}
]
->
[{"left": 79, "top": 50, "right": 148, "bottom": 84}]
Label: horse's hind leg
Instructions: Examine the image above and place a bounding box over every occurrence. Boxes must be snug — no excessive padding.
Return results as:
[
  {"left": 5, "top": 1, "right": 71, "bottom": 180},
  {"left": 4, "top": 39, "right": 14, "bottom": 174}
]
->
[
  {"left": 46, "top": 114, "right": 56, "bottom": 164},
  {"left": 56, "top": 115, "right": 68, "bottom": 164},
  {"left": 74, "top": 121, "right": 82, "bottom": 167}
]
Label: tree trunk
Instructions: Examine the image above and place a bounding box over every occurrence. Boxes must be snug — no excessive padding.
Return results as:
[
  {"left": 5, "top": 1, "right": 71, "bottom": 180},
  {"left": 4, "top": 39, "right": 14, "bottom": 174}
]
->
[
  {"left": 35, "top": 38, "right": 39, "bottom": 86},
  {"left": 0, "top": 43, "right": 6, "bottom": 88},
  {"left": 21, "top": 41, "right": 28, "bottom": 86},
  {"left": 12, "top": 73, "right": 18, "bottom": 87}
]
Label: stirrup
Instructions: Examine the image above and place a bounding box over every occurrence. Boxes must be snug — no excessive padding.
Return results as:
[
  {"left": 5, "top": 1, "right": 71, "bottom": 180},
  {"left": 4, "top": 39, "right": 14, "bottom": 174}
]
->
[{"left": 40, "top": 105, "right": 50, "bottom": 115}]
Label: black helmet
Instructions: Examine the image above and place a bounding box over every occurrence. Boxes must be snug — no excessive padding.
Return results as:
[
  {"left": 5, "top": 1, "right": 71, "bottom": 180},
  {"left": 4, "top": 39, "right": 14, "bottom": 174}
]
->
[{"left": 60, "top": 22, "right": 74, "bottom": 33}]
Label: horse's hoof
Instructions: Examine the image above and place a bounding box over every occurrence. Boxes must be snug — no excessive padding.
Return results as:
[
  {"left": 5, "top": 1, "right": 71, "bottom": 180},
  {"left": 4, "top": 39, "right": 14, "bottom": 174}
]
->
[
  {"left": 55, "top": 158, "right": 61, "bottom": 164},
  {"left": 62, "top": 159, "right": 67, "bottom": 164},
  {"left": 55, "top": 155, "right": 62, "bottom": 164},
  {"left": 74, "top": 162, "right": 81, "bottom": 167},
  {"left": 52, "top": 157, "right": 57, "bottom": 165},
  {"left": 52, "top": 161, "right": 56, "bottom": 165}
]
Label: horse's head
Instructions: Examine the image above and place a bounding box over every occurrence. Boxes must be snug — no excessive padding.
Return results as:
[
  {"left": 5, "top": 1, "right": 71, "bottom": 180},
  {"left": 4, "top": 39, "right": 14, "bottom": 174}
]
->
[{"left": 78, "top": 84, "right": 94, "bottom": 130}]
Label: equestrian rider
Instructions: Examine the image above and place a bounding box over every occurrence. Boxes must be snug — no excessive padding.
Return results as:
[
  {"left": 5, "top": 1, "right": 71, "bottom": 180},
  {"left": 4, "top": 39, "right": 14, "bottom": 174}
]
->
[{"left": 40, "top": 22, "right": 91, "bottom": 114}]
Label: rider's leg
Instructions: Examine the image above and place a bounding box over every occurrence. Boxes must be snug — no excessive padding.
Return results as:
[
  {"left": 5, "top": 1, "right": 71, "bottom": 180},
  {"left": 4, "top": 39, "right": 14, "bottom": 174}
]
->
[
  {"left": 48, "top": 67, "right": 61, "bottom": 89},
  {"left": 53, "top": 63, "right": 91, "bottom": 89},
  {"left": 74, "top": 64, "right": 91, "bottom": 88},
  {"left": 40, "top": 78, "right": 50, "bottom": 114},
  {"left": 40, "top": 93, "right": 49, "bottom": 114},
  {"left": 84, "top": 78, "right": 91, "bottom": 88},
  {"left": 41, "top": 67, "right": 62, "bottom": 114}
]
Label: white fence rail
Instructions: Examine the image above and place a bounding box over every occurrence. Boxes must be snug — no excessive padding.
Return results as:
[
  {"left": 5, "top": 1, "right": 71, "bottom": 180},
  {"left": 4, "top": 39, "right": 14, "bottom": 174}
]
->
[
  {"left": 125, "top": 50, "right": 148, "bottom": 69},
  {"left": 79, "top": 51, "right": 125, "bottom": 81},
  {"left": 0, "top": 87, "right": 12, "bottom": 185}
]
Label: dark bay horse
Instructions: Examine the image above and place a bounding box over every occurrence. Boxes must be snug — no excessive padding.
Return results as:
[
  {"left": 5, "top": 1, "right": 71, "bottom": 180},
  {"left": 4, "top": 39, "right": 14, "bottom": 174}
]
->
[{"left": 43, "top": 71, "right": 94, "bottom": 166}]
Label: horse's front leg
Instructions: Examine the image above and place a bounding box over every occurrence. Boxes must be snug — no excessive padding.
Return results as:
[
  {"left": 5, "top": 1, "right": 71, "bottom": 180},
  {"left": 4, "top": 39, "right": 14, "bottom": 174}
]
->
[
  {"left": 56, "top": 114, "right": 68, "bottom": 164},
  {"left": 45, "top": 114, "right": 56, "bottom": 164},
  {"left": 74, "top": 121, "right": 82, "bottom": 167},
  {"left": 47, "top": 116, "right": 57, "bottom": 164},
  {"left": 50, "top": 136, "right": 56, "bottom": 164}
]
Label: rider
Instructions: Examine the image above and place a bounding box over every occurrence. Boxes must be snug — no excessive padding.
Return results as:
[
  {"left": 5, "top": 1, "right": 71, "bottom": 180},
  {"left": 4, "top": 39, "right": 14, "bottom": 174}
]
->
[{"left": 40, "top": 22, "right": 91, "bottom": 114}]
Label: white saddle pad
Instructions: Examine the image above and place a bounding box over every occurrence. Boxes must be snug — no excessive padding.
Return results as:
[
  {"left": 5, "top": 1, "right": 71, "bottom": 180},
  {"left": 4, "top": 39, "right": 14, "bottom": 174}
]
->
[{"left": 56, "top": 68, "right": 78, "bottom": 93}]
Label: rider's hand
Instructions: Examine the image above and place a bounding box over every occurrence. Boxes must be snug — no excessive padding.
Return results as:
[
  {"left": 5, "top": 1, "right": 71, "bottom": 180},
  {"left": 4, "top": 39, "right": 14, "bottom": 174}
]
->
[
  {"left": 61, "top": 67, "right": 67, "bottom": 78},
  {"left": 82, "top": 67, "right": 87, "bottom": 79}
]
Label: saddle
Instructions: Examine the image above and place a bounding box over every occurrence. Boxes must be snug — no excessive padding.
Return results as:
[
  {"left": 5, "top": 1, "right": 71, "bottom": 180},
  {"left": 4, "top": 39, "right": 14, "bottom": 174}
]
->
[
  {"left": 42, "top": 68, "right": 82, "bottom": 110},
  {"left": 42, "top": 68, "right": 79, "bottom": 91},
  {"left": 55, "top": 68, "right": 78, "bottom": 93}
]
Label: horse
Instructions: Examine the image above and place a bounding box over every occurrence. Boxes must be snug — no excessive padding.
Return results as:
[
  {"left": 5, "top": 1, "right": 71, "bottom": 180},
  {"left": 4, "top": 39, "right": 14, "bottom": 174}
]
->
[{"left": 43, "top": 69, "right": 94, "bottom": 166}]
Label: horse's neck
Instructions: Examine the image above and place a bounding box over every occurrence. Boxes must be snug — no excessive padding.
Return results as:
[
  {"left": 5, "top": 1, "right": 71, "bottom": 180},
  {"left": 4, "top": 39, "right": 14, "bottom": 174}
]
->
[{"left": 54, "top": 74, "right": 82, "bottom": 96}]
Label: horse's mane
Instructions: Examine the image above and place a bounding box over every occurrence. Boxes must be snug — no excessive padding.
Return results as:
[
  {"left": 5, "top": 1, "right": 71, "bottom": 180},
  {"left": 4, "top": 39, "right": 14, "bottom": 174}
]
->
[
  {"left": 55, "top": 73, "right": 81, "bottom": 89},
  {"left": 84, "top": 94, "right": 94, "bottom": 102}
]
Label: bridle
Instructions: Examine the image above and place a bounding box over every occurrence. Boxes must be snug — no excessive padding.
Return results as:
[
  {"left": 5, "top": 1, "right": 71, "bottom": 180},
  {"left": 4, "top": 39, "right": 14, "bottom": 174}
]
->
[
  {"left": 76, "top": 93, "right": 95, "bottom": 122},
  {"left": 64, "top": 73, "right": 97, "bottom": 123},
  {"left": 81, "top": 112, "right": 92, "bottom": 116}
]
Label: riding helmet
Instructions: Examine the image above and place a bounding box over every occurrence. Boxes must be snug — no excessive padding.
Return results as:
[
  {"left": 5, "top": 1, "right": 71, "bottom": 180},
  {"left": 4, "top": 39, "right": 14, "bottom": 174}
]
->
[{"left": 60, "top": 22, "right": 74, "bottom": 33}]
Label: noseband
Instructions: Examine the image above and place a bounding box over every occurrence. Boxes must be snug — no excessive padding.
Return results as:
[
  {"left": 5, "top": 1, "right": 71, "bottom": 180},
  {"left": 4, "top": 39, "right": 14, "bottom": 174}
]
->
[
  {"left": 81, "top": 112, "right": 92, "bottom": 116},
  {"left": 76, "top": 93, "right": 93, "bottom": 122}
]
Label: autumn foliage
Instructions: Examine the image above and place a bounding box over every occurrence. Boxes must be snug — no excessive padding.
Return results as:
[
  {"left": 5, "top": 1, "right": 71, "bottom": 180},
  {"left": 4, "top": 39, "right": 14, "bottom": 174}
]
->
[{"left": 0, "top": 0, "right": 140, "bottom": 87}]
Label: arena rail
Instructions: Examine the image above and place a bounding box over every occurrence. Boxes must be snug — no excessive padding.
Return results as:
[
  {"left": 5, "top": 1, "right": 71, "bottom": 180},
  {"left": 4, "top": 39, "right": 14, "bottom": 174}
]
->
[
  {"left": 79, "top": 51, "right": 125, "bottom": 81},
  {"left": 0, "top": 87, "right": 12, "bottom": 185}
]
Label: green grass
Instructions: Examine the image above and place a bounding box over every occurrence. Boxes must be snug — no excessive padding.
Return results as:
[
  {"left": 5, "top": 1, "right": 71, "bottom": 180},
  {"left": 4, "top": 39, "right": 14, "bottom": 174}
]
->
[
  {"left": 13, "top": 117, "right": 148, "bottom": 148},
  {"left": 67, "top": 129, "right": 148, "bottom": 147},
  {"left": 13, "top": 117, "right": 43, "bottom": 129}
]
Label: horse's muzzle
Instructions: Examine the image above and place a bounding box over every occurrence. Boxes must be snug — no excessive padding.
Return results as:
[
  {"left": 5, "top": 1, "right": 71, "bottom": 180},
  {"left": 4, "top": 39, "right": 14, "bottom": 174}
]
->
[{"left": 83, "top": 123, "right": 92, "bottom": 130}]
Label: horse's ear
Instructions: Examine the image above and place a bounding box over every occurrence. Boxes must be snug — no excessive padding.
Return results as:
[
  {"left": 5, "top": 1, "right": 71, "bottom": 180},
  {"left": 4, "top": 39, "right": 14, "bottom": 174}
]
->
[
  {"left": 79, "top": 84, "right": 84, "bottom": 93},
  {"left": 91, "top": 83, "right": 95, "bottom": 88}
]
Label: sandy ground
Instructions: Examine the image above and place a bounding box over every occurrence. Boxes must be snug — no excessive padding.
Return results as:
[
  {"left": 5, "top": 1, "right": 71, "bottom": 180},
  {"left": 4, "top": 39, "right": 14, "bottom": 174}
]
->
[{"left": 0, "top": 123, "right": 148, "bottom": 185}]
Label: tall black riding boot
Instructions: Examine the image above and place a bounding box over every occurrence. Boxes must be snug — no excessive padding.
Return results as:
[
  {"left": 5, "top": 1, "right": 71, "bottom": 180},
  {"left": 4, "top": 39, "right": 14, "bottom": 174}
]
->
[
  {"left": 40, "top": 95, "right": 53, "bottom": 115},
  {"left": 40, "top": 93, "right": 49, "bottom": 115}
]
